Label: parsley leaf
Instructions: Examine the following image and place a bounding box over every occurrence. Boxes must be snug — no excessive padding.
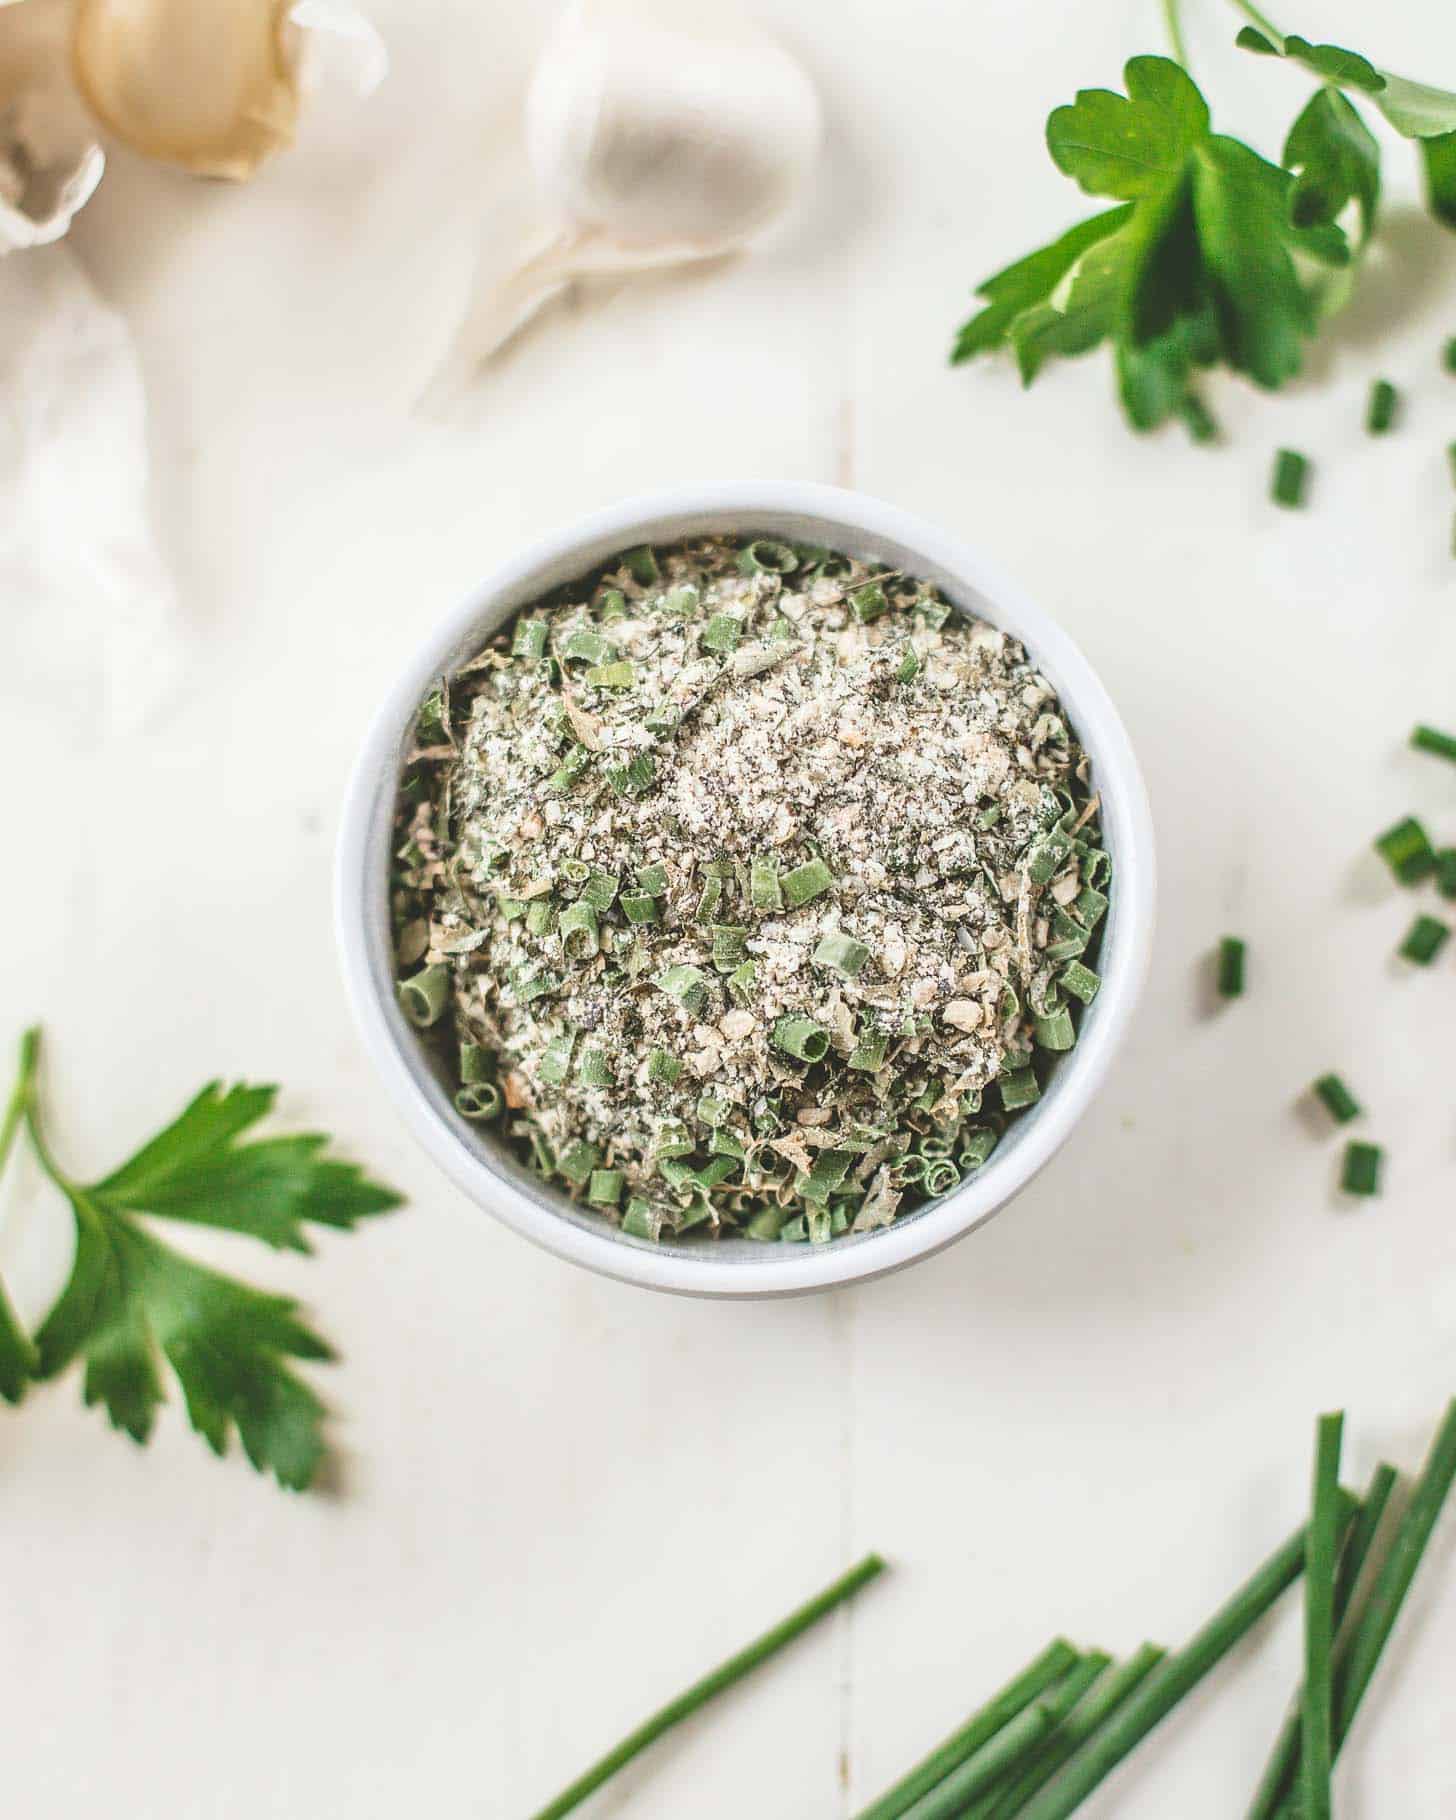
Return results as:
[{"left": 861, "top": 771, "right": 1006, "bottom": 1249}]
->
[
  {"left": 1283, "top": 87, "right": 1380, "bottom": 239},
  {"left": 0, "top": 1028, "right": 402, "bottom": 1490},
  {"left": 1235, "top": 18, "right": 1456, "bottom": 144},
  {"left": 953, "top": 55, "right": 1351, "bottom": 433}
]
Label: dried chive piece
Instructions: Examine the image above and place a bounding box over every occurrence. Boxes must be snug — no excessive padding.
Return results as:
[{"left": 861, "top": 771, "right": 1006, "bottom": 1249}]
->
[
  {"left": 547, "top": 745, "right": 593, "bottom": 793},
  {"left": 583, "top": 661, "right": 635, "bottom": 689},
  {"left": 606, "top": 753, "right": 656, "bottom": 797},
  {"left": 1331, "top": 1400, "right": 1456, "bottom": 1758},
  {"left": 512, "top": 968, "right": 558, "bottom": 1004},
  {"left": 587, "top": 1169, "right": 623, "bottom": 1207},
  {"left": 595, "top": 587, "right": 628, "bottom": 619},
  {"left": 563, "top": 628, "right": 611, "bottom": 664},
  {"left": 528, "top": 1554, "right": 884, "bottom": 1820},
  {"left": 539, "top": 1033, "right": 576, "bottom": 1085},
  {"left": 621, "top": 1197, "right": 658, "bottom": 1239},
  {"left": 512, "top": 618, "right": 548, "bottom": 660},
  {"left": 1411, "top": 724, "right": 1456, "bottom": 763},
  {"left": 1374, "top": 816, "right": 1435, "bottom": 885},
  {"left": 645, "top": 1048, "right": 682, "bottom": 1085},
  {"left": 710, "top": 925, "right": 749, "bottom": 969},
  {"left": 749, "top": 856, "right": 783, "bottom": 911},
  {"left": 850, "top": 581, "right": 888, "bottom": 623},
  {"left": 622, "top": 545, "right": 659, "bottom": 586},
  {"left": 999, "top": 1068, "right": 1040, "bottom": 1110},
  {"left": 771, "top": 1016, "right": 829, "bottom": 1063},
  {"left": 1272, "top": 448, "right": 1310, "bottom": 508},
  {"left": 814, "top": 931, "right": 871, "bottom": 977},
  {"left": 1365, "top": 378, "right": 1399, "bottom": 434},
  {"left": 556, "top": 1140, "right": 598, "bottom": 1188},
  {"left": 701, "top": 613, "right": 743, "bottom": 654},
  {"left": 398, "top": 963, "right": 449, "bottom": 1028},
  {"left": 635, "top": 862, "right": 668, "bottom": 896},
  {"left": 737, "top": 538, "right": 798, "bottom": 575},
  {"left": 454, "top": 1082, "right": 503, "bottom": 1120},
  {"left": 695, "top": 874, "right": 724, "bottom": 923},
  {"left": 726, "top": 961, "right": 756, "bottom": 1005},
  {"left": 655, "top": 965, "right": 709, "bottom": 1018},
  {"left": 959, "top": 1128, "right": 999, "bottom": 1171},
  {"left": 1341, "top": 1141, "right": 1382, "bottom": 1196},
  {"left": 1435, "top": 850, "right": 1456, "bottom": 899},
  {"left": 1018, "top": 1507, "right": 1352, "bottom": 1820},
  {"left": 458, "top": 1042, "right": 491, "bottom": 1084},
  {"left": 1033, "top": 1004, "right": 1075, "bottom": 1052},
  {"left": 849, "top": 1030, "right": 887, "bottom": 1073},
  {"left": 559, "top": 902, "right": 600, "bottom": 960},
  {"left": 1300, "top": 1413, "right": 1345, "bottom": 1820},
  {"left": 783, "top": 857, "right": 833, "bottom": 907},
  {"left": 923, "top": 1158, "right": 960, "bottom": 1197},
  {"left": 1398, "top": 914, "right": 1449, "bottom": 964},
  {"left": 1312, "top": 1074, "right": 1361, "bottom": 1125},
  {"left": 576, "top": 1048, "right": 613, "bottom": 1088},
  {"left": 853, "top": 1639, "right": 1081, "bottom": 1820},
  {"left": 620, "top": 893, "right": 659, "bottom": 925},
  {"left": 1217, "top": 936, "right": 1246, "bottom": 998},
  {"left": 1060, "top": 961, "right": 1100, "bottom": 1005}
]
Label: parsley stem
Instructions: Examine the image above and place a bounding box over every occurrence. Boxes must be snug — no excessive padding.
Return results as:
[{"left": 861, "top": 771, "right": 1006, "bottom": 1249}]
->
[
  {"left": 527, "top": 1553, "right": 886, "bottom": 1820},
  {"left": 1225, "top": 0, "right": 1285, "bottom": 47},
  {"left": 1161, "top": 0, "right": 1191, "bottom": 69},
  {"left": 0, "top": 1026, "right": 41, "bottom": 1184}
]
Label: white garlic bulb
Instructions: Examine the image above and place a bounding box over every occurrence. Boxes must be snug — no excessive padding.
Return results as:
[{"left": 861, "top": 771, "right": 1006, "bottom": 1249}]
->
[{"left": 431, "top": 0, "right": 822, "bottom": 388}]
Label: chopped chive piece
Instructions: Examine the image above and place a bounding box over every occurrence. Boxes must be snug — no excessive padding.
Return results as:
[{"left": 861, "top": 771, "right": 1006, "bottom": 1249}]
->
[
  {"left": 1217, "top": 935, "right": 1246, "bottom": 998},
  {"left": 563, "top": 629, "right": 611, "bottom": 664},
  {"left": 620, "top": 892, "right": 659, "bottom": 925},
  {"left": 512, "top": 618, "right": 548, "bottom": 660},
  {"left": 1411, "top": 723, "right": 1456, "bottom": 763},
  {"left": 1374, "top": 816, "right": 1435, "bottom": 885},
  {"left": 526, "top": 899, "right": 556, "bottom": 939},
  {"left": 1312, "top": 1074, "right": 1361, "bottom": 1125},
  {"left": 1060, "top": 961, "right": 1100, "bottom": 1005},
  {"left": 512, "top": 968, "right": 558, "bottom": 1004},
  {"left": 923, "top": 1157, "right": 960, "bottom": 1197},
  {"left": 1272, "top": 448, "right": 1310, "bottom": 508},
  {"left": 737, "top": 538, "right": 798, "bottom": 575},
  {"left": 895, "top": 643, "right": 920, "bottom": 683},
  {"left": 771, "top": 1015, "right": 829, "bottom": 1063},
  {"left": 576, "top": 1047, "right": 613, "bottom": 1087},
  {"left": 813, "top": 931, "right": 871, "bottom": 977},
  {"left": 621, "top": 1197, "right": 657, "bottom": 1239},
  {"left": 578, "top": 872, "right": 618, "bottom": 913},
  {"left": 547, "top": 745, "right": 593, "bottom": 792},
  {"left": 459, "top": 1042, "right": 492, "bottom": 1084},
  {"left": 528, "top": 1554, "right": 884, "bottom": 1820},
  {"left": 998, "top": 1068, "right": 1040, "bottom": 1111},
  {"left": 636, "top": 862, "right": 669, "bottom": 896},
  {"left": 646, "top": 1047, "right": 682, "bottom": 1085},
  {"left": 454, "top": 1081, "right": 502, "bottom": 1120},
  {"left": 398, "top": 963, "right": 449, "bottom": 1027},
  {"left": 622, "top": 545, "right": 659, "bottom": 586},
  {"left": 696, "top": 1092, "right": 732, "bottom": 1128},
  {"left": 701, "top": 613, "right": 743, "bottom": 653},
  {"left": 1300, "top": 1412, "right": 1345, "bottom": 1820},
  {"left": 496, "top": 896, "right": 528, "bottom": 923},
  {"left": 726, "top": 961, "right": 756, "bottom": 1005},
  {"left": 655, "top": 964, "right": 709, "bottom": 1017},
  {"left": 853, "top": 1639, "right": 1080, "bottom": 1820},
  {"left": 1341, "top": 1140, "right": 1382, "bottom": 1196},
  {"left": 1017, "top": 1505, "right": 1352, "bottom": 1820},
  {"left": 1366, "top": 378, "right": 1399, "bottom": 434},
  {"left": 587, "top": 1169, "right": 623, "bottom": 1207},
  {"left": 1398, "top": 913, "right": 1449, "bottom": 964},
  {"left": 1026, "top": 831, "right": 1072, "bottom": 886},
  {"left": 1445, "top": 337, "right": 1456, "bottom": 374},
  {"left": 584, "top": 661, "right": 635, "bottom": 689},
  {"left": 1435, "top": 850, "right": 1456, "bottom": 899},
  {"left": 850, "top": 581, "right": 888, "bottom": 623},
  {"left": 749, "top": 856, "right": 783, "bottom": 910},
  {"left": 1331, "top": 1399, "right": 1456, "bottom": 1758},
  {"left": 539, "top": 1032, "right": 576, "bottom": 1085},
  {"left": 745, "top": 1205, "right": 787, "bottom": 1241},
  {"left": 695, "top": 874, "right": 724, "bottom": 923},
  {"left": 556, "top": 1140, "right": 598, "bottom": 1187},
  {"left": 660, "top": 584, "right": 699, "bottom": 617},
  {"left": 1033, "top": 1004, "right": 1075, "bottom": 1051},
  {"left": 559, "top": 901, "right": 600, "bottom": 960},
  {"left": 606, "top": 753, "right": 656, "bottom": 797},
  {"left": 959, "top": 1128, "right": 999, "bottom": 1170},
  {"left": 783, "top": 857, "right": 833, "bottom": 907},
  {"left": 595, "top": 587, "right": 628, "bottom": 619},
  {"left": 849, "top": 1030, "right": 887, "bottom": 1073},
  {"left": 710, "top": 924, "right": 748, "bottom": 968}
]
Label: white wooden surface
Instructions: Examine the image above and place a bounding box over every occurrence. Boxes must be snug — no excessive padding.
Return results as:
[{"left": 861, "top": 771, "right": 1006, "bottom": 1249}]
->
[{"left": 3, "top": 2, "right": 1456, "bottom": 1814}]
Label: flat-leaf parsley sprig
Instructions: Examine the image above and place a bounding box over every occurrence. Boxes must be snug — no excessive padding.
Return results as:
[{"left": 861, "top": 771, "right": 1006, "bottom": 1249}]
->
[
  {"left": 953, "top": 3, "right": 1456, "bottom": 437},
  {"left": 0, "top": 1027, "right": 402, "bottom": 1491}
]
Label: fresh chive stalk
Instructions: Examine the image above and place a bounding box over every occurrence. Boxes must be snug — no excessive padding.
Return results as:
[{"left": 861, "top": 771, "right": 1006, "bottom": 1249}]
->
[
  {"left": 1300, "top": 1413, "right": 1345, "bottom": 1820},
  {"left": 527, "top": 1555, "right": 885, "bottom": 1820},
  {"left": 1017, "top": 1505, "right": 1352, "bottom": 1820},
  {"left": 1411, "top": 724, "right": 1456, "bottom": 763},
  {"left": 853, "top": 1640, "right": 1079, "bottom": 1820}
]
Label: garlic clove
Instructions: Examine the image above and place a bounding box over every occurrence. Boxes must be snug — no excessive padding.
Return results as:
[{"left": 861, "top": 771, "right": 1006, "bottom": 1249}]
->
[
  {"left": 0, "top": 0, "right": 105, "bottom": 252},
  {"left": 70, "top": 0, "right": 385, "bottom": 182}
]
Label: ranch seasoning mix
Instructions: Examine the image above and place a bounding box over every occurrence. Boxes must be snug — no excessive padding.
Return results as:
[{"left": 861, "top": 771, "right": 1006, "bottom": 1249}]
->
[{"left": 391, "top": 535, "right": 1109, "bottom": 1244}]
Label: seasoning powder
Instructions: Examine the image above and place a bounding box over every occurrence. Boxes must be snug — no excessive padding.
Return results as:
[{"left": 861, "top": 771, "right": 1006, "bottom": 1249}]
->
[{"left": 391, "top": 536, "right": 1110, "bottom": 1245}]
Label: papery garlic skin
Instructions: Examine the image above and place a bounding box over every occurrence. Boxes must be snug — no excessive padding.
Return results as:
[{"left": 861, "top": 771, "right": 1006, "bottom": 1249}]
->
[
  {"left": 0, "top": 0, "right": 104, "bottom": 252},
  {"left": 71, "top": 0, "right": 385, "bottom": 181},
  {"left": 528, "top": 0, "right": 821, "bottom": 250}
]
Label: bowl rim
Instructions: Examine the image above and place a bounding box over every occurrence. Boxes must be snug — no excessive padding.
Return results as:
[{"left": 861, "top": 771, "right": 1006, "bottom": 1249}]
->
[{"left": 335, "top": 481, "right": 1156, "bottom": 1298}]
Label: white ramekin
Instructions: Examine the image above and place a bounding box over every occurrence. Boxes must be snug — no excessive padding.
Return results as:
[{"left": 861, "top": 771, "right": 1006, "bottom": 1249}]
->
[{"left": 336, "top": 484, "right": 1155, "bottom": 1298}]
